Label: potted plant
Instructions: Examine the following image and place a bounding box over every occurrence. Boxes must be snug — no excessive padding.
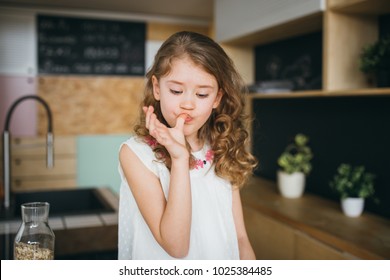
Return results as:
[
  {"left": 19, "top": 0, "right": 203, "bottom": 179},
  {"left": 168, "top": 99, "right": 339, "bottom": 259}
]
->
[
  {"left": 359, "top": 36, "right": 390, "bottom": 87},
  {"left": 329, "top": 163, "right": 376, "bottom": 217},
  {"left": 277, "top": 133, "right": 313, "bottom": 198}
]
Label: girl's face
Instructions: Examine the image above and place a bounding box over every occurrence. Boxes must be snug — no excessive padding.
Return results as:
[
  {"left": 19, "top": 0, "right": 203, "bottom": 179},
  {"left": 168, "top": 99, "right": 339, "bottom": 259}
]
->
[{"left": 152, "top": 57, "right": 222, "bottom": 144}]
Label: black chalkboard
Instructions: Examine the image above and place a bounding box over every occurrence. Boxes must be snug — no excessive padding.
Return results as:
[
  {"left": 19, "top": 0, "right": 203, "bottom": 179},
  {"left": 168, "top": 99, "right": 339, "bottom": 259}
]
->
[{"left": 37, "top": 15, "right": 146, "bottom": 76}]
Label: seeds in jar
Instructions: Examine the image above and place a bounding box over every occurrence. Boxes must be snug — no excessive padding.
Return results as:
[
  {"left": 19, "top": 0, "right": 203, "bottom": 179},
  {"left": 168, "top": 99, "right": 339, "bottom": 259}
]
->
[{"left": 14, "top": 242, "right": 54, "bottom": 260}]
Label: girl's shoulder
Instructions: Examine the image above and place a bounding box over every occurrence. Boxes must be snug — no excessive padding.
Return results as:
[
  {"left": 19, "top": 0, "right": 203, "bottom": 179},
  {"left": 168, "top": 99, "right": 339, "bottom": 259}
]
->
[
  {"left": 121, "top": 134, "right": 155, "bottom": 155},
  {"left": 121, "top": 134, "right": 162, "bottom": 176}
]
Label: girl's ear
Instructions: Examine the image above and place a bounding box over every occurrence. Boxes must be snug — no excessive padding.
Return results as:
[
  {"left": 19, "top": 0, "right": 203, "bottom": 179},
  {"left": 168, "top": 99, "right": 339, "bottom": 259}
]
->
[
  {"left": 213, "top": 88, "right": 223, "bottom": 109},
  {"left": 152, "top": 75, "right": 160, "bottom": 101}
]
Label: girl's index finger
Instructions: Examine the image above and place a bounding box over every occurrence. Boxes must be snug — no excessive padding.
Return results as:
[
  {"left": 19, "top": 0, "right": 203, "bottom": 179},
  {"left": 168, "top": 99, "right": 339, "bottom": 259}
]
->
[
  {"left": 175, "top": 113, "right": 187, "bottom": 130},
  {"left": 143, "top": 105, "right": 154, "bottom": 114}
]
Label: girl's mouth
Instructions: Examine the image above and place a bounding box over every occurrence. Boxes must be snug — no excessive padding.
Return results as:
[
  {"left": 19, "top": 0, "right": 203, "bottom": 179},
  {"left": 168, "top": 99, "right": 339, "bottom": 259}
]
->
[
  {"left": 179, "top": 113, "right": 192, "bottom": 123},
  {"left": 185, "top": 115, "right": 192, "bottom": 123}
]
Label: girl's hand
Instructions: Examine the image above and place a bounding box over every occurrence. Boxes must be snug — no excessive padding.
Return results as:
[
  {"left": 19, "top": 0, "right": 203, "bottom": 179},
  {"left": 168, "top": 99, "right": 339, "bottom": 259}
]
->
[{"left": 143, "top": 106, "right": 188, "bottom": 160}]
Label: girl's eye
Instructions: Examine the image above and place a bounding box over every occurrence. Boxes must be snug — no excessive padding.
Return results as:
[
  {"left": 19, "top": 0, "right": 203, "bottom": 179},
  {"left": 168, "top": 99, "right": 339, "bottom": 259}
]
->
[
  {"left": 170, "top": 89, "right": 182, "bottom": 95},
  {"left": 197, "top": 93, "right": 209, "bottom": 98}
]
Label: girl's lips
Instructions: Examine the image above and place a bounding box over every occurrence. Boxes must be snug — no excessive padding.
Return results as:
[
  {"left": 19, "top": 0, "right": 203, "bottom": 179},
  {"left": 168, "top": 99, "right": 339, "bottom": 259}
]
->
[{"left": 179, "top": 113, "right": 192, "bottom": 123}]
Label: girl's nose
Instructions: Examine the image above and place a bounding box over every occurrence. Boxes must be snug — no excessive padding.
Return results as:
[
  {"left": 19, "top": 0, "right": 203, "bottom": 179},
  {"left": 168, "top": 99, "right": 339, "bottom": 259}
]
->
[{"left": 180, "top": 93, "right": 195, "bottom": 110}]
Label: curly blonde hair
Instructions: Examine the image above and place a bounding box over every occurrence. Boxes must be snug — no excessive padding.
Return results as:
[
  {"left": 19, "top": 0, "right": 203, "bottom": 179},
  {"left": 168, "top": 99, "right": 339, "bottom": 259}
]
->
[{"left": 134, "top": 31, "right": 257, "bottom": 188}]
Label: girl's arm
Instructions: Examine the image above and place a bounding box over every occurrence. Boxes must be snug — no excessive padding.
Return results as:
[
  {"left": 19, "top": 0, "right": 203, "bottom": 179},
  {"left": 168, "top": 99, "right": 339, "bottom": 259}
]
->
[
  {"left": 119, "top": 107, "right": 192, "bottom": 258},
  {"left": 120, "top": 146, "right": 191, "bottom": 258},
  {"left": 232, "top": 188, "right": 256, "bottom": 260}
]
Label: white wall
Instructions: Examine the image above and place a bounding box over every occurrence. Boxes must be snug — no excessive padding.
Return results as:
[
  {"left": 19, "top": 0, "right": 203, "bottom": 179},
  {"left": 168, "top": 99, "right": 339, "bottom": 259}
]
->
[
  {"left": 0, "top": 11, "right": 36, "bottom": 76},
  {"left": 0, "top": 10, "right": 37, "bottom": 135}
]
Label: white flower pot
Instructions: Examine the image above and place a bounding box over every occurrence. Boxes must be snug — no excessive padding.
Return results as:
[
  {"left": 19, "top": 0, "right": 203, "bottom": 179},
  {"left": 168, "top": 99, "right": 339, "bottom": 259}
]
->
[
  {"left": 277, "top": 171, "right": 305, "bottom": 198},
  {"left": 341, "top": 197, "right": 365, "bottom": 217}
]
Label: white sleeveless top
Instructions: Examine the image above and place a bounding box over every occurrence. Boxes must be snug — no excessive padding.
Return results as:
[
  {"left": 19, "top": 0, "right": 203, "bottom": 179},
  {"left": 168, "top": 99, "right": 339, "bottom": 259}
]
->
[{"left": 118, "top": 135, "right": 239, "bottom": 260}]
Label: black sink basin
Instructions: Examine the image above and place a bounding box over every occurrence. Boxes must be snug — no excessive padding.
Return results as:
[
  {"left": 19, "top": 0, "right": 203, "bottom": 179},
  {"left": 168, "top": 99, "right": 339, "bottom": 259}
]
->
[{"left": 1, "top": 188, "right": 115, "bottom": 220}]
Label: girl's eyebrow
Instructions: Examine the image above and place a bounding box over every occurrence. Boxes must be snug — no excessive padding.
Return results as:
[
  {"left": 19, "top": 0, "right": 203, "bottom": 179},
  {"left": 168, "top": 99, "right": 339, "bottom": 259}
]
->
[
  {"left": 167, "top": 80, "right": 214, "bottom": 89},
  {"left": 166, "top": 80, "right": 183, "bottom": 85}
]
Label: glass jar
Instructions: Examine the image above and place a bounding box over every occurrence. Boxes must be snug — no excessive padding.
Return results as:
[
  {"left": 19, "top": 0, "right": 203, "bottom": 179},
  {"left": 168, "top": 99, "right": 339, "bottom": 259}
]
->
[{"left": 14, "top": 202, "right": 55, "bottom": 260}]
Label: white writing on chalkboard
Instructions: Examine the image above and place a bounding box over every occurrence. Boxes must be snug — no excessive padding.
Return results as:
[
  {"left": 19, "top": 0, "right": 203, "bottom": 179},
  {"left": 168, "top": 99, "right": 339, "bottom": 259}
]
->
[
  {"left": 37, "top": 14, "right": 146, "bottom": 76},
  {"left": 84, "top": 47, "right": 120, "bottom": 60},
  {"left": 42, "top": 60, "right": 70, "bottom": 73},
  {"left": 40, "top": 46, "right": 73, "bottom": 57},
  {"left": 39, "top": 35, "right": 76, "bottom": 44}
]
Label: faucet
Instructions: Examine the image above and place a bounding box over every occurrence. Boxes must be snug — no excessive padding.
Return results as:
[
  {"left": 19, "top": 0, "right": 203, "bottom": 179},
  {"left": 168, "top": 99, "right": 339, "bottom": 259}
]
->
[{"left": 2, "top": 95, "right": 54, "bottom": 209}]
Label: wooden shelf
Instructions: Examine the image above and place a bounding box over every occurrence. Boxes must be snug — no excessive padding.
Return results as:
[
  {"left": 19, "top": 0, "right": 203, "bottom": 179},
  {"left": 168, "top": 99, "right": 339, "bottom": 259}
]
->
[
  {"left": 247, "top": 88, "right": 390, "bottom": 99},
  {"left": 242, "top": 176, "right": 390, "bottom": 259},
  {"left": 218, "top": 0, "right": 389, "bottom": 92},
  {"left": 329, "top": 0, "right": 390, "bottom": 15}
]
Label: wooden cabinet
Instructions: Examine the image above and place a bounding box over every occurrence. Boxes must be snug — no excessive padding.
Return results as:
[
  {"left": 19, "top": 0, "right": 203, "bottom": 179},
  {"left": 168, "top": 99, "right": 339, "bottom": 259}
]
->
[
  {"left": 241, "top": 177, "right": 390, "bottom": 260},
  {"left": 294, "top": 232, "right": 351, "bottom": 260},
  {"left": 244, "top": 206, "right": 353, "bottom": 260},
  {"left": 218, "top": 0, "right": 390, "bottom": 96},
  {"left": 243, "top": 206, "right": 295, "bottom": 260}
]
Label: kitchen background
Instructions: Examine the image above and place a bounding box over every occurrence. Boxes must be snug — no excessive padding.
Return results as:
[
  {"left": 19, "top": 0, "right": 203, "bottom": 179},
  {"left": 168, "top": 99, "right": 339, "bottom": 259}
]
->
[
  {"left": 0, "top": 1, "right": 214, "bottom": 197},
  {"left": 1, "top": 0, "right": 390, "bottom": 260}
]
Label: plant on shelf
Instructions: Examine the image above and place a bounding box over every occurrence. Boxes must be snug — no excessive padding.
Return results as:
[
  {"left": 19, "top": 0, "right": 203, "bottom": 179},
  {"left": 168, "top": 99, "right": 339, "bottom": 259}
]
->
[
  {"left": 359, "top": 36, "right": 390, "bottom": 87},
  {"left": 278, "top": 133, "right": 313, "bottom": 175},
  {"left": 276, "top": 133, "right": 313, "bottom": 199},
  {"left": 329, "top": 163, "right": 377, "bottom": 217}
]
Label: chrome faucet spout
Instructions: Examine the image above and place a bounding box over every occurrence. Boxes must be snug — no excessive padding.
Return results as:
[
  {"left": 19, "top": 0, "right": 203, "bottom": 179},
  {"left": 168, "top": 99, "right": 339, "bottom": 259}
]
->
[
  {"left": 47, "top": 132, "right": 54, "bottom": 168},
  {"left": 2, "top": 95, "right": 54, "bottom": 209}
]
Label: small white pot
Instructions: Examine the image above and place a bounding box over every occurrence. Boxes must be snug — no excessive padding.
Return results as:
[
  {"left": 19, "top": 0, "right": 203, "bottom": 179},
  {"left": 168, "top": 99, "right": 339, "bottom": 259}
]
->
[
  {"left": 341, "top": 197, "right": 365, "bottom": 217},
  {"left": 277, "top": 171, "right": 305, "bottom": 198}
]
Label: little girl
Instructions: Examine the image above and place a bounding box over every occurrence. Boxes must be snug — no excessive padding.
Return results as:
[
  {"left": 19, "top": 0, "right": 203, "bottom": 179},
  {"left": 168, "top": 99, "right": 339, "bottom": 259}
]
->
[{"left": 118, "top": 31, "right": 257, "bottom": 260}]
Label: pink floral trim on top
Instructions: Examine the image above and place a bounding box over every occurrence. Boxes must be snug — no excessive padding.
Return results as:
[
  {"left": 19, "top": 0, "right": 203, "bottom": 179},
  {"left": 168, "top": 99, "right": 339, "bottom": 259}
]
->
[
  {"left": 193, "top": 149, "right": 214, "bottom": 170},
  {"left": 145, "top": 136, "right": 158, "bottom": 149},
  {"left": 144, "top": 136, "right": 214, "bottom": 170}
]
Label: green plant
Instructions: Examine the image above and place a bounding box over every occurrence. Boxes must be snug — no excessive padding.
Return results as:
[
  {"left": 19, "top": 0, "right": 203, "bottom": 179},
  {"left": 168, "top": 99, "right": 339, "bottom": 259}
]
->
[
  {"left": 277, "top": 134, "right": 313, "bottom": 175},
  {"left": 329, "top": 164, "right": 376, "bottom": 199},
  {"left": 359, "top": 36, "right": 390, "bottom": 74}
]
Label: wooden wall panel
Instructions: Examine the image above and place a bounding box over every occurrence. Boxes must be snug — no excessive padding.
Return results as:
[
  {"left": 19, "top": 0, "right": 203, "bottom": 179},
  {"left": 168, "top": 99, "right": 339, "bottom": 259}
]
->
[
  {"left": 37, "top": 76, "right": 144, "bottom": 135},
  {"left": 0, "top": 136, "right": 77, "bottom": 192}
]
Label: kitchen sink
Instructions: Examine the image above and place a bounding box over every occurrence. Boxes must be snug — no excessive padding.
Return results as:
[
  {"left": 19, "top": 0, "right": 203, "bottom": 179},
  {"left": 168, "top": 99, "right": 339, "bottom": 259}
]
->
[{"left": 1, "top": 188, "right": 116, "bottom": 220}]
